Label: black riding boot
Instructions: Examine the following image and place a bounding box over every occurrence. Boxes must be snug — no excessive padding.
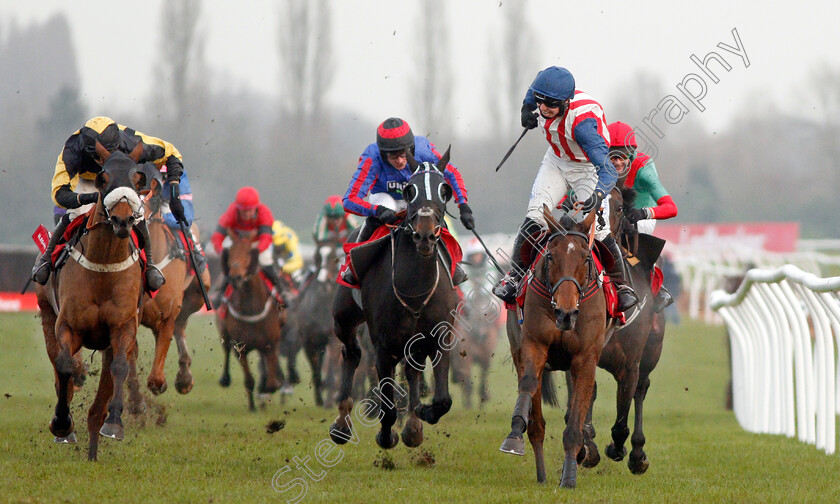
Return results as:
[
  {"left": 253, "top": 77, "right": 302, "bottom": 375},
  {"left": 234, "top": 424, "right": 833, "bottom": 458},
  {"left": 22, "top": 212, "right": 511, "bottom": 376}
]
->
[
  {"left": 31, "top": 214, "right": 70, "bottom": 285},
  {"left": 261, "top": 266, "right": 287, "bottom": 306},
  {"left": 492, "top": 218, "right": 544, "bottom": 304},
  {"left": 341, "top": 216, "right": 382, "bottom": 285},
  {"left": 654, "top": 286, "right": 674, "bottom": 313},
  {"left": 189, "top": 236, "right": 207, "bottom": 274},
  {"left": 136, "top": 220, "right": 165, "bottom": 291},
  {"left": 602, "top": 235, "right": 638, "bottom": 312}
]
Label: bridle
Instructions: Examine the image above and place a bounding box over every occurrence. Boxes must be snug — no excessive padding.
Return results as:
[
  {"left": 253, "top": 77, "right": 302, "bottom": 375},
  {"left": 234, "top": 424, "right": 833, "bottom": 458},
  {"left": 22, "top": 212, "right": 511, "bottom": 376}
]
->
[{"left": 541, "top": 230, "right": 596, "bottom": 310}]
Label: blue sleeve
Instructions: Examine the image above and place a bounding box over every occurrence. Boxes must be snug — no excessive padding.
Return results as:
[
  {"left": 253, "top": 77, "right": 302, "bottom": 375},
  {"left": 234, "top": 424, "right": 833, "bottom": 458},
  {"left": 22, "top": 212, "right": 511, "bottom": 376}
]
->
[
  {"left": 162, "top": 170, "right": 194, "bottom": 227},
  {"left": 573, "top": 118, "right": 617, "bottom": 195},
  {"left": 343, "top": 147, "right": 381, "bottom": 217},
  {"left": 523, "top": 88, "right": 537, "bottom": 110}
]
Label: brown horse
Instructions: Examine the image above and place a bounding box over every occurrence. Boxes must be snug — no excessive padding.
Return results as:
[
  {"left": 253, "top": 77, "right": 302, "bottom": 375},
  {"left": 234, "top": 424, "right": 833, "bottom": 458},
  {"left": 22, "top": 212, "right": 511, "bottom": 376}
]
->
[
  {"left": 500, "top": 208, "right": 617, "bottom": 488},
  {"left": 216, "top": 231, "right": 286, "bottom": 411},
  {"left": 126, "top": 177, "right": 210, "bottom": 412},
  {"left": 576, "top": 186, "right": 665, "bottom": 474},
  {"left": 36, "top": 141, "right": 147, "bottom": 461}
]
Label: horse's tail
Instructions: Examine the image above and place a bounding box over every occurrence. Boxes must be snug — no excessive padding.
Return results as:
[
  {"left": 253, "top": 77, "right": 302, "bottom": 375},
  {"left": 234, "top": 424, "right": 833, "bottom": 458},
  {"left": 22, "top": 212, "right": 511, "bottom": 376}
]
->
[{"left": 541, "top": 369, "right": 559, "bottom": 407}]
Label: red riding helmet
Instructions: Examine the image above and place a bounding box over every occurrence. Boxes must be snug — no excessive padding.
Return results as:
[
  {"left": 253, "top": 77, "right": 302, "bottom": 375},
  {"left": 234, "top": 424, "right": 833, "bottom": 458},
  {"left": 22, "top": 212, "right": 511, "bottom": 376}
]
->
[
  {"left": 235, "top": 186, "right": 260, "bottom": 209},
  {"left": 607, "top": 121, "right": 637, "bottom": 148}
]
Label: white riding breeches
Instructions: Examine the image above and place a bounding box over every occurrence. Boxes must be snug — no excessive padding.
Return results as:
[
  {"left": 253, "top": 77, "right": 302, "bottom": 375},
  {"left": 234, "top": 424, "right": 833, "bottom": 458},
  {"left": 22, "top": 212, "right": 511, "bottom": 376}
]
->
[
  {"left": 221, "top": 236, "right": 274, "bottom": 267},
  {"left": 525, "top": 149, "right": 612, "bottom": 240},
  {"left": 368, "top": 192, "right": 406, "bottom": 213}
]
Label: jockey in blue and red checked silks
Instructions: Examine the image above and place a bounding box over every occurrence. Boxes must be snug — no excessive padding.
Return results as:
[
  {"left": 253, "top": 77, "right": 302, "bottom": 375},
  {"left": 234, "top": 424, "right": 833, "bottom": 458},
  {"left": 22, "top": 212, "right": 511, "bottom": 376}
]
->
[{"left": 340, "top": 117, "right": 475, "bottom": 285}]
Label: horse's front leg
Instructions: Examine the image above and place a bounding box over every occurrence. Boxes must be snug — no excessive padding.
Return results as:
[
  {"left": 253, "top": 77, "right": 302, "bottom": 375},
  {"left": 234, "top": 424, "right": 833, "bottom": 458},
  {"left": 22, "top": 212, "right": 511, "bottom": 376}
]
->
[
  {"left": 126, "top": 341, "right": 146, "bottom": 415},
  {"left": 415, "top": 347, "right": 452, "bottom": 425},
  {"left": 87, "top": 347, "right": 115, "bottom": 461},
  {"left": 329, "top": 287, "right": 364, "bottom": 444},
  {"left": 218, "top": 329, "right": 232, "bottom": 387},
  {"left": 500, "top": 336, "right": 547, "bottom": 459},
  {"left": 561, "top": 351, "right": 599, "bottom": 489},
  {"left": 174, "top": 278, "right": 204, "bottom": 394},
  {"left": 374, "top": 353, "right": 400, "bottom": 450},
  {"left": 50, "top": 321, "right": 80, "bottom": 441},
  {"left": 100, "top": 323, "right": 135, "bottom": 440},
  {"left": 401, "top": 359, "right": 425, "bottom": 447},
  {"left": 147, "top": 318, "right": 175, "bottom": 395}
]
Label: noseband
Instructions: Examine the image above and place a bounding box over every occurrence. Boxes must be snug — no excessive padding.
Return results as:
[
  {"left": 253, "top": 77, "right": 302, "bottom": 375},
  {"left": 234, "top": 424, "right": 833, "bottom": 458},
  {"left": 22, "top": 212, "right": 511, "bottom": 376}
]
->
[{"left": 402, "top": 205, "right": 445, "bottom": 241}]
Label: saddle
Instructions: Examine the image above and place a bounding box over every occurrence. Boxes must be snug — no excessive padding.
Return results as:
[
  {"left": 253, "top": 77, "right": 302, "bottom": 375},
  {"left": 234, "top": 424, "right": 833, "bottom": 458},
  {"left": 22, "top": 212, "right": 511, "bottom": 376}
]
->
[
  {"left": 336, "top": 221, "right": 462, "bottom": 290},
  {"left": 621, "top": 231, "right": 666, "bottom": 296}
]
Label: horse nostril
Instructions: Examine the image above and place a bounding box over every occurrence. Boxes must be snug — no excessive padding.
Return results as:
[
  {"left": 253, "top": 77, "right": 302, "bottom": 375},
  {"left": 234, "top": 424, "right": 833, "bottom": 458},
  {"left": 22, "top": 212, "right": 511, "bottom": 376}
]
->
[{"left": 413, "top": 232, "right": 422, "bottom": 244}]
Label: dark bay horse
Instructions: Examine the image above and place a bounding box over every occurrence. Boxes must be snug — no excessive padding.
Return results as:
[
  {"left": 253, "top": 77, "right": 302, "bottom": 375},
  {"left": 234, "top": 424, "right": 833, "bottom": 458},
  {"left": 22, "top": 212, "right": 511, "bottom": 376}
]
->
[
  {"left": 330, "top": 149, "right": 458, "bottom": 450},
  {"left": 500, "top": 208, "right": 617, "bottom": 488},
  {"left": 36, "top": 141, "right": 147, "bottom": 460},
  {"left": 216, "top": 232, "right": 286, "bottom": 410},
  {"left": 576, "top": 186, "right": 666, "bottom": 474}
]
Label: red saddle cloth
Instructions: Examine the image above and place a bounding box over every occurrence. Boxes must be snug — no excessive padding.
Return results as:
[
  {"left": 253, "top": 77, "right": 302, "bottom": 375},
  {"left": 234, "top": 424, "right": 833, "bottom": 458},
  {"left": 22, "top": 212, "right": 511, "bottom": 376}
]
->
[
  {"left": 336, "top": 223, "right": 462, "bottom": 290},
  {"left": 508, "top": 248, "right": 624, "bottom": 325}
]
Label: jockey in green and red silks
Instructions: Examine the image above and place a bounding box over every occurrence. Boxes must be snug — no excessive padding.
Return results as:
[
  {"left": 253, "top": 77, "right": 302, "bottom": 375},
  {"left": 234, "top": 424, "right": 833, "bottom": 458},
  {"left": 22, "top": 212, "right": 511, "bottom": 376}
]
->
[{"left": 607, "top": 120, "right": 679, "bottom": 313}]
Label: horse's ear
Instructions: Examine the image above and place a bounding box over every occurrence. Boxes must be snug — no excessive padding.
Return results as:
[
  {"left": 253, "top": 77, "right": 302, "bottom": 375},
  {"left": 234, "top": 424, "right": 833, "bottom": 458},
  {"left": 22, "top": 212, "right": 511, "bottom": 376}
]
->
[
  {"left": 406, "top": 149, "right": 419, "bottom": 171},
  {"left": 439, "top": 182, "right": 453, "bottom": 204},
  {"left": 95, "top": 141, "right": 111, "bottom": 162},
  {"left": 150, "top": 178, "right": 162, "bottom": 195},
  {"left": 132, "top": 170, "right": 147, "bottom": 194},
  {"left": 542, "top": 205, "right": 563, "bottom": 234},
  {"left": 436, "top": 145, "right": 451, "bottom": 172},
  {"left": 129, "top": 140, "right": 144, "bottom": 162},
  {"left": 95, "top": 171, "right": 110, "bottom": 192},
  {"left": 403, "top": 183, "right": 417, "bottom": 204}
]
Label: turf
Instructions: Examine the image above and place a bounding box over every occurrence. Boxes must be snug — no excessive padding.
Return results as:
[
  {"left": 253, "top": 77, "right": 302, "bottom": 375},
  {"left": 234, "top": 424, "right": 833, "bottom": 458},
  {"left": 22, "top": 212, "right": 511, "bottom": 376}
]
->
[{"left": 1, "top": 312, "right": 838, "bottom": 503}]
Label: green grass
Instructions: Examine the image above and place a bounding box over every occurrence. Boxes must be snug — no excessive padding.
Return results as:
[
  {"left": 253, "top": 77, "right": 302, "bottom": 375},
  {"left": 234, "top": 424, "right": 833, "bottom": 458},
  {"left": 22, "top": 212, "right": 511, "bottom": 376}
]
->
[{"left": 1, "top": 312, "right": 839, "bottom": 503}]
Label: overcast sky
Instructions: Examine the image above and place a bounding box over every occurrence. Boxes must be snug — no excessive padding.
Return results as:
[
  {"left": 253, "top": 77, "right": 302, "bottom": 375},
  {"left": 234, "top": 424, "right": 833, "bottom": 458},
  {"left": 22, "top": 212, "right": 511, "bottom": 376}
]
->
[{"left": 1, "top": 0, "right": 836, "bottom": 138}]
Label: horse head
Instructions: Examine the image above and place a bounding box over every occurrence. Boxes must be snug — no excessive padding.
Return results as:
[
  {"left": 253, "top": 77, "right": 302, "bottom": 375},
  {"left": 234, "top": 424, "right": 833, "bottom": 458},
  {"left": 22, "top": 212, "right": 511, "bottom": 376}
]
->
[
  {"left": 402, "top": 146, "right": 453, "bottom": 256},
  {"left": 226, "top": 230, "right": 259, "bottom": 289},
  {"left": 542, "top": 206, "right": 597, "bottom": 331},
  {"left": 94, "top": 140, "right": 146, "bottom": 238},
  {"left": 139, "top": 164, "right": 165, "bottom": 218},
  {"left": 609, "top": 185, "right": 637, "bottom": 240}
]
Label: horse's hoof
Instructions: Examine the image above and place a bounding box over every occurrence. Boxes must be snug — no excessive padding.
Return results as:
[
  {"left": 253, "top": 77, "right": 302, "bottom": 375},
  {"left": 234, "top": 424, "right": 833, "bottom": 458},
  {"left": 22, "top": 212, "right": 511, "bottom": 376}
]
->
[
  {"left": 148, "top": 380, "right": 168, "bottom": 396},
  {"left": 499, "top": 436, "right": 525, "bottom": 456},
  {"left": 49, "top": 415, "right": 74, "bottom": 438},
  {"left": 54, "top": 432, "right": 77, "bottom": 444},
  {"left": 128, "top": 399, "right": 147, "bottom": 416},
  {"left": 628, "top": 452, "right": 649, "bottom": 475},
  {"left": 99, "top": 422, "right": 124, "bottom": 440},
  {"left": 401, "top": 422, "right": 424, "bottom": 448},
  {"left": 606, "top": 443, "right": 627, "bottom": 462},
  {"left": 375, "top": 430, "right": 399, "bottom": 450},
  {"left": 560, "top": 456, "right": 578, "bottom": 489},
  {"left": 175, "top": 374, "right": 194, "bottom": 394},
  {"left": 219, "top": 375, "right": 231, "bottom": 388},
  {"left": 581, "top": 442, "right": 601, "bottom": 468},
  {"left": 329, "top": 423, "right": 351, "bottom": 445}
]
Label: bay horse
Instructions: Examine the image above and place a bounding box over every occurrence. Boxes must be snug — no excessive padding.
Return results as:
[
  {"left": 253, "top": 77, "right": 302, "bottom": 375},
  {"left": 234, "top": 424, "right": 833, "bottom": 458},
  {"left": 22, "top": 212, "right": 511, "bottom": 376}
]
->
[
  {"left": 216, "top": 231, "right": 286, "bottom": 411},
  {"left": 126, "top": 174, "right": 210, "bottom": 412},
  {"left": 575, "top": 186, "right": 666, "bottom": 474},
  {"left": 500, "top": 207, "right": 617, "bottom": 488},
  {"left": 330, "top": 149, "right": 458, "bottom": 450},
  {"left": 36, "top": 141, "right": 147, "bottom": 461}
]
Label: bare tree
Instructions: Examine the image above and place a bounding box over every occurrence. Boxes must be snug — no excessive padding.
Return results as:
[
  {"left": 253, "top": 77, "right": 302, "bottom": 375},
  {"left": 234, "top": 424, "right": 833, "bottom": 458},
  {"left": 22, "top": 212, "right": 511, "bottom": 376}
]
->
[
  {"left": 412, "top": 0, "right": 453, "bottom": 138},
  {"left": 488, "top": 1, "right": 538, "bottom": 139},
  {"left": 158, "top": 0, "right": 204, "bottom": 120},
  {"left": 277, "top": 0, "right": 333, "bottom": 129}
]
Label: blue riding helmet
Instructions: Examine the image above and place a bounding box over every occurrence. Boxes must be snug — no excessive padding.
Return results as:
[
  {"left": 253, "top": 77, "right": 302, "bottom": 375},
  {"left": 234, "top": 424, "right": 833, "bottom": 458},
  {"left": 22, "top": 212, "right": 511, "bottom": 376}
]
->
[{"left": 529, "top": 66, "right": 576, "bottom": 101}]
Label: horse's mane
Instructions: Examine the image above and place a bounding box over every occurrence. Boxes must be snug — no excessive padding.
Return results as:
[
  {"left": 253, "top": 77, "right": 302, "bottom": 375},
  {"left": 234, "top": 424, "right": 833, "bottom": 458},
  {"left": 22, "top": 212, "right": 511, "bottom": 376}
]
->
[{"left": 620, "top": 185, "right": 636, "bottom": 210}]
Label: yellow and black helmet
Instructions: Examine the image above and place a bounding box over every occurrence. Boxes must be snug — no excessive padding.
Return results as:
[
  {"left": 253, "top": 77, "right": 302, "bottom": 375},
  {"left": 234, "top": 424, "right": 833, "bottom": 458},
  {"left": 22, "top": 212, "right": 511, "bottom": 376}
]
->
[{"left": 79, "top": 116, "right": 121, "bottom": 155}]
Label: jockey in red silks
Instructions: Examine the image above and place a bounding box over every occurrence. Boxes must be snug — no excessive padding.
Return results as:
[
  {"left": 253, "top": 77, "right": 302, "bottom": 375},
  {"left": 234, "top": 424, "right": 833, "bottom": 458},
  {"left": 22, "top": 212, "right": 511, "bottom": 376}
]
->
[
  {"left": 210, "top": 186, "right": 285, "bottom": 307},
  {"left": 607, "top": 121, "right": 679, "bottom": 312},
  {"left": 491, "top": 67, "right": 638, "bottom": 312},
  {"left": 340, "top": 117, "right": 475, "bottom": 286}
]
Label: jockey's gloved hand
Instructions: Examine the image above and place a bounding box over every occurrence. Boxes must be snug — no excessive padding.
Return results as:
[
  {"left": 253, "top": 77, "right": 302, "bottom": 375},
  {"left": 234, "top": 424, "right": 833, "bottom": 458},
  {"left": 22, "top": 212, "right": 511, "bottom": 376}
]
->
[
  {"left": 578, "top": 190, "right": 605, "bottom": 213},
  {"left": 459, "top": 203, "right": 475, "bottom": 230},
  {"left": 77, "top": 192, "right": 99, "bottom": 206},
  {"left": 625, "top": 207, "right": 649, "bottom": 226},
  {"left": 521, "top": 104, "right": 538, "bottom": 130},
  {"left": 375, "top": 206, "right": 400, "bottom": 225},
  {"left": 169, "top": 182, "right": 187, "bottom": 224}
]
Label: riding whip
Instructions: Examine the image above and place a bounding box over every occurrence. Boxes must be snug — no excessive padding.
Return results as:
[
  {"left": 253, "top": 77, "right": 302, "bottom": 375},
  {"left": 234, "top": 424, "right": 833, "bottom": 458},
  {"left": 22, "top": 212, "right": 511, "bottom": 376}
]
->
[
  {"left": 177, "top": 219, "right": 213, "bottom": 311},
  {"left": 494, "top": 128, "right": 529, "bottom": 172}
]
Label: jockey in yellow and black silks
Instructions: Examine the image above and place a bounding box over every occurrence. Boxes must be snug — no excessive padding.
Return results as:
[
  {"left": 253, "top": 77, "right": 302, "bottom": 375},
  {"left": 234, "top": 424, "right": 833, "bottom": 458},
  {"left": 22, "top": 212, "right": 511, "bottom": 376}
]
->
[{"left": 31, "top": 116, "right": 187, "bottom": 291}]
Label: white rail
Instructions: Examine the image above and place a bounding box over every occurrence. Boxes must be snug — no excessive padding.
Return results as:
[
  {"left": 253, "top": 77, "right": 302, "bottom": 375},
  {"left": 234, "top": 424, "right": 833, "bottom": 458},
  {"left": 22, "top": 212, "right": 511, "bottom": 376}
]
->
[{"left": 710, "top": 265, "right": 840, "bottom": 454}]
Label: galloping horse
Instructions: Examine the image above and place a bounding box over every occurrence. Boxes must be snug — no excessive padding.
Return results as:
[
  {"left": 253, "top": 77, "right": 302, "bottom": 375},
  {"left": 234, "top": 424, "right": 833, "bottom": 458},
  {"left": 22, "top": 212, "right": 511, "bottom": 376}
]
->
[
  {"left": 500, "top": 208, "right": 617, "bottom": 488},
  {"left": 578, "top": 186, "right": 666, "bottom": 474},
  {"left": 330, "top": 149, "right": 459, "bottom": 449},
  {"left": 216, "top": 231, "right": 286, "bottom": 411},
  {"left": 126, "top": 173, "right": 210, "bottom": 411},
  {"left": 36, "top": 141, "right": 147, "bottom": 461}
]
